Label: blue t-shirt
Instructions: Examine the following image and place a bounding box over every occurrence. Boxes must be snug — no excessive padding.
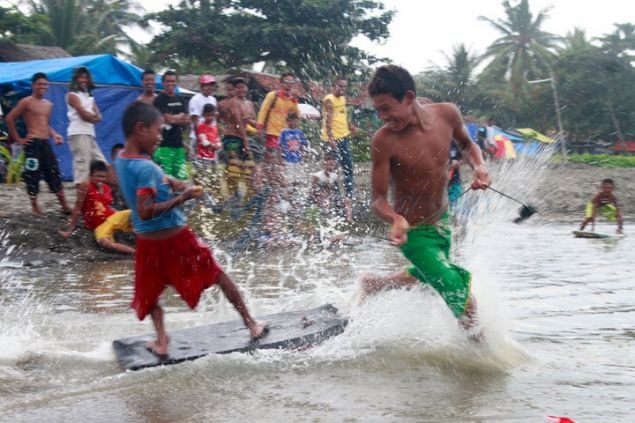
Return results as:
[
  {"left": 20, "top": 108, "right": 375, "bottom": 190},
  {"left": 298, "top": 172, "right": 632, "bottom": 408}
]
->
[
  {"left": 115, "top": 155, "right": 186, "bottom": 233},
  {"left": 279, "top": 128, "right": 308, "bottom": 164}
]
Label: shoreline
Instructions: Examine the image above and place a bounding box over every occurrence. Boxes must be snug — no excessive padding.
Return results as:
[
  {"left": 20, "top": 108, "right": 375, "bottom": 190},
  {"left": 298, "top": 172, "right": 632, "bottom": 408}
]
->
[{"left": 1, "top": 161, "right": 632, "bottom": 263}]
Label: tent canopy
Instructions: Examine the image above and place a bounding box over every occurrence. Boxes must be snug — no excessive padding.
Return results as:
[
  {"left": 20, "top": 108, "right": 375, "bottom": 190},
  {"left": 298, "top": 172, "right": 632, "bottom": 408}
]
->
[
  {"left": 0, "top": 54, "right": 146, "bottom": 180},
  {"left": 516, "top": 128, "right": 555, "bottom": 143},
  {"left": 0, "top": 54, "right": 143, "bottom": 94}
]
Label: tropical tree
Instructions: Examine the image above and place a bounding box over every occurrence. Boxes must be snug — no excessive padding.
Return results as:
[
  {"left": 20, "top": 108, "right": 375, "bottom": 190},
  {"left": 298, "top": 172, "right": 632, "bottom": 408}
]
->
[
  {"left": 478, "top": 0, "right": 561, "bottom": 100},
  {"left": 415, "top": 44, "right": 492, "bottom": 116},
  {"left": 0, "top": 4, "right": 53, "bottom": 44},
  {"left": 146, "top": 0, "right": 393, "bottom": 83},
  {"left": 24, "top": 0, "right": 146, "bottom": 56}
]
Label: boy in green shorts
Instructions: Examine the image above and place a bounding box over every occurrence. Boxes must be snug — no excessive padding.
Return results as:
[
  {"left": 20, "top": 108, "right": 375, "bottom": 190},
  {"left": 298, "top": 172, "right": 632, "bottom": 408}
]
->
[
  {"left": 360, "top": 65, "right": 491, "bottom": 335},
  {"left": 579, "top": 178, "right": 623, "bottom": 234}
]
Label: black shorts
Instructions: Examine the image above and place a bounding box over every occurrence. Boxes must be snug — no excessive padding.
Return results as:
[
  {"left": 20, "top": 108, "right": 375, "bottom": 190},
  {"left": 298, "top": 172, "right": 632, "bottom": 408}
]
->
[{"left": 23, "top": 139, "right": 63, "bottom": 195}]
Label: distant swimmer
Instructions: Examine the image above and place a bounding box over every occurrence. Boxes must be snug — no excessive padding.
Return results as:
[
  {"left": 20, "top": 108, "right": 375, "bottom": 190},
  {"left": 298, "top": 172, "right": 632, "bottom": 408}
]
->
[
  {"left": 359, "top": 65, "right": 491, "bottom": 339},
  {"left": 579, "top": 178, "right": 623, "bottom": 234}
]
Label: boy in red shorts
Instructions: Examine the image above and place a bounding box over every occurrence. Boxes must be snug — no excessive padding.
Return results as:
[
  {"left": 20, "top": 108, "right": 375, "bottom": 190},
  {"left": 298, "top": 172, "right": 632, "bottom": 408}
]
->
[{"left": 115, "top": 101, "right": 267, "bottom": 356}]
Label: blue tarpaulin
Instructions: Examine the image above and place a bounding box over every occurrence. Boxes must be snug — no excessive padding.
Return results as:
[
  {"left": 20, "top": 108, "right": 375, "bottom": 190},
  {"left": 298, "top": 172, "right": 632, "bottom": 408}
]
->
[{"left": 0, "top": 54, "right": 145, "bottom": 180}]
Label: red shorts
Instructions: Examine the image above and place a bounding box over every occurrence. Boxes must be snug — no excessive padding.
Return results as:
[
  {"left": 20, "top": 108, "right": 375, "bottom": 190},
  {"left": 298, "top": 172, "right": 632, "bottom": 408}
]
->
[
  {"left": 265, "top": 134, "right": 279, "bottom": 149},
  {"left": 132, "top": 227, "right": 223, "bottom": 320}
]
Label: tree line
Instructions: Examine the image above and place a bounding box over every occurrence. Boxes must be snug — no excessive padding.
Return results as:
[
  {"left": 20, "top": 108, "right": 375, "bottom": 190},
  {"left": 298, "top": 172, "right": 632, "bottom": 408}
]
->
[{"left": 1, "top": 0, "right": 634, "bottom": 146}]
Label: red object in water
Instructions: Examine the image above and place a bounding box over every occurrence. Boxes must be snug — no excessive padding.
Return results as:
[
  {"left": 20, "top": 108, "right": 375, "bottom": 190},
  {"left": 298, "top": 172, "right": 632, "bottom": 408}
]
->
[{"left": 545, "top": 416, "right": 576, "bottom": 423}]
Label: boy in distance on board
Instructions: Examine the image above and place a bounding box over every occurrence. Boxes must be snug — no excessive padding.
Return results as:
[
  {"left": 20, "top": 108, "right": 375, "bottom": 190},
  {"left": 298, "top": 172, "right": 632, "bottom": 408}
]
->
[
  {"left": 360, "top": 65, "right": 490, "bottom": 338},
  {"left": 115, "top": 102, "right": 267, "bottom": 356},
  {"left": 579, "top": 178, "right": 623, "bottom": 234}
]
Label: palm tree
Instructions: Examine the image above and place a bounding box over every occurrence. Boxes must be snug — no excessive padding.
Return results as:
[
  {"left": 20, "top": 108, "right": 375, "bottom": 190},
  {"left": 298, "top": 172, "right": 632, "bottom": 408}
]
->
[
  {"left": 25, "top": 0, "right": 146, "bottom": 55},
  {"left": 478, "top": 0, "right": 561, "bottom": 98},
  {"left": 415, "top": 44, "right": 485, "bottom": 114}
]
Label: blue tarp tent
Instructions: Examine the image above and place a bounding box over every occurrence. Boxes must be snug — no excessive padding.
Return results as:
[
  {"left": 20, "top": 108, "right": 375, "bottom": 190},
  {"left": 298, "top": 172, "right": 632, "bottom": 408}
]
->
[{"left": 0, "top": 54, "right": 145, "bottom": 180}]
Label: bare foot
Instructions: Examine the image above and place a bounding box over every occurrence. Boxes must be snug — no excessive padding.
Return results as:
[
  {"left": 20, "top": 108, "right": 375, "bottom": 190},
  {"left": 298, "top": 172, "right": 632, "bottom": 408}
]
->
[
  {"left": 249, "top": 322, "right": 269, "bottom": 340},
  {"left": 145, "top": 337, "right": 169, "bottom": 356},
  {"left": 32, "top": 205, "right": 44, "bottom": 215}
]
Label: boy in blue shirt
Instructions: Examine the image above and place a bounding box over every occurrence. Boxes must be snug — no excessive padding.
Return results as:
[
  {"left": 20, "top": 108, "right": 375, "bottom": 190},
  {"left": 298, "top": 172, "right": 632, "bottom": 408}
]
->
[
  {"left": 278, "top": 111, "right": 309, "bottom": 187},
  {"left": 116, "top": 102, "right": 267, "bottom": 356}
]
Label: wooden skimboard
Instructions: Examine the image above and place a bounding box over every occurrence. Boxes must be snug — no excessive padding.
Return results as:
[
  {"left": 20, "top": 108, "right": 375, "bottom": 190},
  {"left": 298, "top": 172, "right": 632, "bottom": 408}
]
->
[
  {"left": 573, "top": 230, "right": 624, "bottom": 239},
  {"left": 113, "top": 304, "right": 348, "bottom": 371}
]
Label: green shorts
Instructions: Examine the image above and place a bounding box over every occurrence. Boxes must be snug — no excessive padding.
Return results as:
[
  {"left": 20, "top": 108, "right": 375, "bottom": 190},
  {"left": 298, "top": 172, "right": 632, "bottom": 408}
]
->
[
  {"left": 585, "top": 202, "right": 617, "bottom": 221},
  {"left": 153, "top": 146, "right": 188, "bottom": 180},
  {"left": 400, "top": 215, "right": 471, "bottom": 317}
]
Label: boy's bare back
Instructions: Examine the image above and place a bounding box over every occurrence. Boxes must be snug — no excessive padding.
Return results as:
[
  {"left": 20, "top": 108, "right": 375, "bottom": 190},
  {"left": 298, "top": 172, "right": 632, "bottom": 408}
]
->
[{"left": 372, "top": 102, "right": 464, "bottom": 226}]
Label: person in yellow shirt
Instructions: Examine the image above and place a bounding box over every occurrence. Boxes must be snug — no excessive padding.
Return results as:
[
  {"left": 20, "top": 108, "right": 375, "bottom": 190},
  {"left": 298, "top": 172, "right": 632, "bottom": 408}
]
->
[
  {"left": 321, "top": 77, "right": 357, "bottom": 220},
  {"left": 256, "top": 73, "right": 300, "bottom": 188}
]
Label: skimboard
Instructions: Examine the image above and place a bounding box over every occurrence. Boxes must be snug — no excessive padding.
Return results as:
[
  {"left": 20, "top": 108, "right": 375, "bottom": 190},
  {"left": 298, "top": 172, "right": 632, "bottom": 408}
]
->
[
  {"left": 572, "top": 230, "right": 625, "bottom": 239},
  {"left": 113, "top": 303, "right": 348, "bottom": 371}
]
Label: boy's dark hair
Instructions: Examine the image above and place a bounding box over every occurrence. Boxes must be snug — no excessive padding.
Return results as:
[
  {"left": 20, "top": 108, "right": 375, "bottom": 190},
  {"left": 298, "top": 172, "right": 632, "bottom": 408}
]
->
[
  {"left": 162, "top": 70, "right": 177, "bottom": 82},
  {"left": 368, "top": 65, "right": 416, "bottom": 102},
  {"left": 142, "top": 69, "right": 155, "bottom": 78},
  {"left": 111, "top": 143, "right": 124, "bottom": 155},
  {"left": 287, "top": 111, "right": 299, "bottom": 120},
  {"left": 280, "top": 72, "right": 295, "bottom": 82},
  {"left": 70, "top": 66, "right": 95, "bottom": 94},
  {"left": 31, "top": 72, "right": 48, "bottom": 84},
  {"left": 324, "top": 151, "right": 338, "bottom": 161},
  {"left": 202, "top": 103, "right": 216, "bottom": 114},
  {"left": 122, "top": 101, "right": 162, "bottom": 137},
  {"left": 602, "top": 178, "right": 614, "bottom": 185},
  {"left": 230, "top": 77, "right": 247, "bottom": 87},
  {"left": 89, "top": 159, "right": 108, "bottom": 174}
]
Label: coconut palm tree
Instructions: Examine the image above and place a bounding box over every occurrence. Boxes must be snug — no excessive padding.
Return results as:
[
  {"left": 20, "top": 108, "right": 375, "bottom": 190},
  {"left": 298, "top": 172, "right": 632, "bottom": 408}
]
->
[
  {"left": 25, "top": 0, "right": 146, "bottom": 55},
  {"left": 478, "top": 0, "right": 561, "bottom": 99},
  {"left": 415, "top": 44, "right": 487, "bottom": 115}
]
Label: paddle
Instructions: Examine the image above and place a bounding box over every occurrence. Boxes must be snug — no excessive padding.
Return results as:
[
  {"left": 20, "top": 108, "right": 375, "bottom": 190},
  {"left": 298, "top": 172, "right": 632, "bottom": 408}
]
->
[{"left": 458, "top": 186, "right": 537, "bottom": 223}]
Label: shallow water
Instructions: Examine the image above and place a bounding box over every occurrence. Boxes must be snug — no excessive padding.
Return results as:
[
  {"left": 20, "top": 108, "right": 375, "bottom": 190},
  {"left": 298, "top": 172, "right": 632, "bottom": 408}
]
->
[
  {"left": 1, "top": 218, "right": 633, "bottom": 422},
  {"left": 1, "top": 149, "right": 634, "bottom": 422}
]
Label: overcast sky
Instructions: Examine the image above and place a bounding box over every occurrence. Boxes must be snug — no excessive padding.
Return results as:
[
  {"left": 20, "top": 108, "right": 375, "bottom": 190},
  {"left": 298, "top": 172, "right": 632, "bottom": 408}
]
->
[{"left": 138, "top": 0, "right": 634, "bottom": 74}]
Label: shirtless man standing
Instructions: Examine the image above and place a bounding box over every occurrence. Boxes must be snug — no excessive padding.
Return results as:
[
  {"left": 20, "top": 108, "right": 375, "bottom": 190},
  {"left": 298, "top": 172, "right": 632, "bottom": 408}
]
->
[
  {"left": 218, "top": 77, "right": 254, "bottom": 190},
  {"left": 5, "top": 72, "right": 71, "bottom": 214},
  {"left": 360, "top": 65, "right": 490, "bottom": 335}
]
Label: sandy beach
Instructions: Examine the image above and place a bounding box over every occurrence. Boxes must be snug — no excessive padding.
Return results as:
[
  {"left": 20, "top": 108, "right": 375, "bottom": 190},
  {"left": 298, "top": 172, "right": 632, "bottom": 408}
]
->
[{"left": 1, "top": 160, "right": 632, "bottom": 263}]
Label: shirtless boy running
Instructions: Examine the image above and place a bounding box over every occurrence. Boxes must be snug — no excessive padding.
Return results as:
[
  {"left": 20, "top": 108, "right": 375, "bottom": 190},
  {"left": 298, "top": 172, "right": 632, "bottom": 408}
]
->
[
  {"left": 5, "top": 72, "right": 71, "bottom": 214},
  {"left": 360, "top": 65, "right": 491, "bottom": 334}
]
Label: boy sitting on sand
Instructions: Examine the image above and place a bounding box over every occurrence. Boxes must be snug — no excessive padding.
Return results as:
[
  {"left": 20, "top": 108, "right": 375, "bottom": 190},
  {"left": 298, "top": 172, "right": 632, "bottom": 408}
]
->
[{"left": 60, "top": 159, "right": 134, "bottom": 254}]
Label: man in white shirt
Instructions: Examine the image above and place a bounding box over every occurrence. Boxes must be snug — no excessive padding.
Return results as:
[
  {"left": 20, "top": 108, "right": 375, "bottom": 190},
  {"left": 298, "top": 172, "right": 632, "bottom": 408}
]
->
[{"left": 188, "top": 74, "right": 218, "bottom": 154}]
